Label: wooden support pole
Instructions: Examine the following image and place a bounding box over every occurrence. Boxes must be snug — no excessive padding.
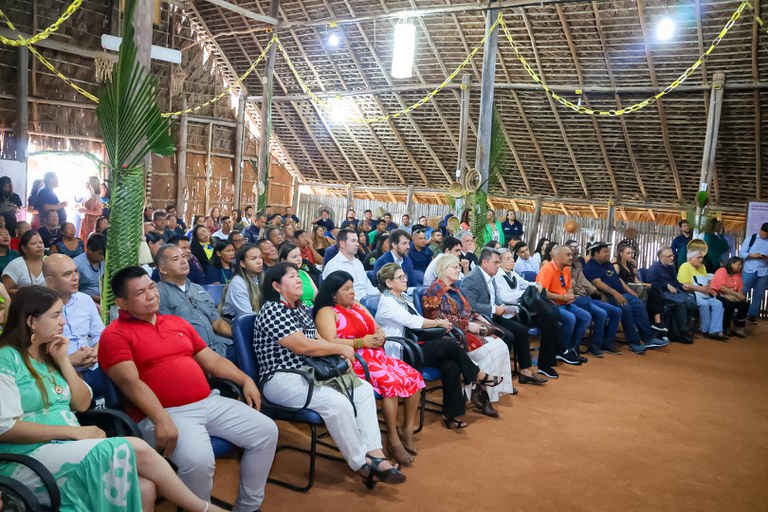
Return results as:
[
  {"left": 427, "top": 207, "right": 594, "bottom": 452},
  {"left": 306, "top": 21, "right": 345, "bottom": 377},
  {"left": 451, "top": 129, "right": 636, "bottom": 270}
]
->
[
  {"left": 474, "top": 4, "right": 500, "bottom": 194},
  {"left": 607, "top": 201, "right": 616, "bottom": 245},
  {"left": 346, "top": 185, "right": 354, "bottom": 214},
  {"left": 258, "top": 0, "right": 280, "bottom": 188},
  {"left": 457, "top": 74, "right": 471, "bottom": 180},
  {"left": 176, "top": 99, "right": 189, "bottom": 223},
  {"left": 405, "top": 185, "right": 415, "bottom": 216},
  {"left": 698, "top": 72, "right": 726, "bottom": 214},
  {"left": 15, "top": 47, "right": 28, "bottom": 162},
  {"left": 529, "top": 196, "right": 543, "bottom": 246},
  {"left": 291, "top": 176, "right": 300, "bottom": 210},
  {"left": 205, "top": 122, "right": 213, "bottom": 215},
  {"left": 233, "top": 94, "right": 246, "bottom": 210},
  {"left": 135, "top": 0, "right": 153, "bottom": 198}
]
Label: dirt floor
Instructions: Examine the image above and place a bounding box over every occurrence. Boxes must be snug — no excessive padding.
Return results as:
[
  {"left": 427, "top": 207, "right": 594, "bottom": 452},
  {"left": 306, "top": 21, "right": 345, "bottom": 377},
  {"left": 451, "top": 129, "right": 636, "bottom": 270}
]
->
[{"left": 161, "top": 321, "right": 768, "bottom": 512}]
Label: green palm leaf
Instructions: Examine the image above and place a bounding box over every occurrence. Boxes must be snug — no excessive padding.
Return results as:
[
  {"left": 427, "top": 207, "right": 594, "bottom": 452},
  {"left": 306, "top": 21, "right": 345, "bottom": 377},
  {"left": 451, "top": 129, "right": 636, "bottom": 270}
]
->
[{"left": 96, "top": 0, "right": 175, "bottom": 322}]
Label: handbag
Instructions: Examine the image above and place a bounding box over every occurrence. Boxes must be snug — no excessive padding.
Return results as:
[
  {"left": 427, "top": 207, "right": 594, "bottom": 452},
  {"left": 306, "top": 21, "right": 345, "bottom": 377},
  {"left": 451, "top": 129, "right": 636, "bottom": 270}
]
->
[
  {"left": 303, "top": 355, "right": 350, "bottom": 381},
  {"left": 405, "top": 327, "right": 449, "bottom": 341},
  {"left": 519, "top": 285, "right": 551, "bottom": 317}
]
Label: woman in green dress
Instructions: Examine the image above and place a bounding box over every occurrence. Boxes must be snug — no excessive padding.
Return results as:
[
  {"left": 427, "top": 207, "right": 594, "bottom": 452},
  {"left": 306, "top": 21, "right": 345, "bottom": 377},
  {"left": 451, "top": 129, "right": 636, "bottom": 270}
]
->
[
  {"left": 279, "top": 242, "right": 317, "bottom": 308},
  {"left": 0, "top": 285, "right": 226, "bottom": 512}
]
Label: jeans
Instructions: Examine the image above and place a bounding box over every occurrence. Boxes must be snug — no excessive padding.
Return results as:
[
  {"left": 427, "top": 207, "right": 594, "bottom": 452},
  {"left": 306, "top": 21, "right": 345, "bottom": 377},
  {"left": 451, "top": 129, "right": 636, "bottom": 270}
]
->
[
  {"left": 742, "top": 271, "right": 768, "bottom": 317},
  {"left": 557, "top": 303, "right": 592, "bottom": 352},
  {"left": 139, "top": 393, "right": 277, "bottom": 511},
  {"left": 695, "top": 294, "right": 724, "bottom": 334},
  {"left": 609, "top": 293, "right": 655, "bottom": 343},
  {"left": 574, "top": 296, "right": 621, "bottom": 349}
]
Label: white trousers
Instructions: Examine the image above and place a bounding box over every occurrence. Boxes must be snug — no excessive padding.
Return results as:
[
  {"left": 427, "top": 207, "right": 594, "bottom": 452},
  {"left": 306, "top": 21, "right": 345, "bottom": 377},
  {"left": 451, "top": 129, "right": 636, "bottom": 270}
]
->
[
  {"left": 263, "top": 372, "right": 381, "bottom": 471},
  {"left": 139, "top": 392, "right": 278, "bottom": 511}
]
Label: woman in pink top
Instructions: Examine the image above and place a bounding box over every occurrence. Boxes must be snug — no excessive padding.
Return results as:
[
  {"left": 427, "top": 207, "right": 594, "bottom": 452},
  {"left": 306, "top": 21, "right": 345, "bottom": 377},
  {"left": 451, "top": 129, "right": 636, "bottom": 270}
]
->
[{"left": 710, "top": 256, "right": 749, "bottom": 338}]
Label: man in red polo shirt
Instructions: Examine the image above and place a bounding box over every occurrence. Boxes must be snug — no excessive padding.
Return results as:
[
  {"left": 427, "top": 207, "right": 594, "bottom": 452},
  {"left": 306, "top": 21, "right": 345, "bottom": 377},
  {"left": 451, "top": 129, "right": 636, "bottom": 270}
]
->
[
  {"left": 537, "top": 245, "right": 592, "bottom": 366},
  {"left": 99, "top": 266, "right": 277, "bottom": 512}
]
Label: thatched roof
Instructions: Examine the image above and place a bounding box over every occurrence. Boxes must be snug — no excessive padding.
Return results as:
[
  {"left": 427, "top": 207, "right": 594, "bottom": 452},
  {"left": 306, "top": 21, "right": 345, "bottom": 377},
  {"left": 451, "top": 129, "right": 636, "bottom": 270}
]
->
[
  {"left": 1, "top": 0, "right": 765, "bottom": 216},
  {"left": 188, "top": 0, "right": 767, "bottom": 211}
]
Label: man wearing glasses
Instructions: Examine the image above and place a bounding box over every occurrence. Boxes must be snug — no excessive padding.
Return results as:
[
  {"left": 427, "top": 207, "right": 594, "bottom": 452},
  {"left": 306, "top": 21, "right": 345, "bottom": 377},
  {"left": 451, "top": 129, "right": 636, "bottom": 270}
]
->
[
  {"left": 537, "top": 245, "right": 592, "bottom": 365},
  {"left": 645, "top": 246, "right": 696, "bottom": 343}
]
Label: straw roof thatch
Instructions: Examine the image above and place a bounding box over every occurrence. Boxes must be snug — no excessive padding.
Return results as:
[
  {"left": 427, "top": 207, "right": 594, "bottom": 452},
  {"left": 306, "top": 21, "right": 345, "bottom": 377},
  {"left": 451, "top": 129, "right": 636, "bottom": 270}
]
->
[{"left": 2, "top": 0, "right": 766, "bottom": 218}]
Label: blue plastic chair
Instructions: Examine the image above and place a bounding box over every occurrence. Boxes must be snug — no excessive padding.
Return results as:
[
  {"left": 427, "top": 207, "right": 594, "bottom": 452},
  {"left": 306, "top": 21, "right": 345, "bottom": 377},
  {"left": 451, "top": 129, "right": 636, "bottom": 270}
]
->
[
  {"left": 521, "top": 271, "right": 538, "bottom": 283},
  {"left": 361, "top": 295, "right": 381, "bottom": 317},
  {"left": 231, "top": 314, "right": 344, "bottom": 492},
  {"left": 637, "top": 268, "right": 649, "bottom": 282},
  {"left": 412, "top": 286, "right": 429, "bottom": 315},
  {"left": 203, "top": 283, "right": 226, "bottom": 305},
  {"left": 366, "top": 270, "right": 377, "bottom": 287}
]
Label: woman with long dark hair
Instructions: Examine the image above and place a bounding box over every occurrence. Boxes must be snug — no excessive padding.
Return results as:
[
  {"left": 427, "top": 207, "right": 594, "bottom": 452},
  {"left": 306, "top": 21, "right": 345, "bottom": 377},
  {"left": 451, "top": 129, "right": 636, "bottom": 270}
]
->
[
  {"left": 222, "top": 243, "right": 263, "bottom": 318},
  {"left": 314, "top": 271, "right": 424, "bottom": 466},
  {"left": 50, "top": 222, "right": 85, "bottom": 258},
  {"left": 78, "top": 176, "right": 102, "bottom": 242},
  {"left": 253, "top": 263, "right": 406, "bottom": 487},
  {"left": 0, "top": 286, "right": 226, "bottom": 512},
  {"left": 204, "top": 241, "right": 235, "bottom": 284},
  {"left": 710, "top": 256, "right": 749, "bottom": 338},
  {"left": 278, "top": 242, "right": 316, "bottom": 307},
  {"left": 2, "top": 230, "right": 46, "bottom": 295},
  {"left": 190, "top": 224, "right": 215, "bottom": 268},
  {"left": 531, "top": 237, "right": 551, "bottom": 268}
]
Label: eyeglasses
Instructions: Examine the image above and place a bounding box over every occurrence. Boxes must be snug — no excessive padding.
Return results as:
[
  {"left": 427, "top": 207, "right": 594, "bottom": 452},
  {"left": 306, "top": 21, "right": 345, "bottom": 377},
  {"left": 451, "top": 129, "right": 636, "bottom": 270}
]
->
[
  {"left": 449, "top": 264, "right": 461, "bottom": 270},
  {"left": 393, "top": 274, "right": 408, "bottom": 281},
  {"left": 412, "top": 229, "right": 425, "bottom": 235}
]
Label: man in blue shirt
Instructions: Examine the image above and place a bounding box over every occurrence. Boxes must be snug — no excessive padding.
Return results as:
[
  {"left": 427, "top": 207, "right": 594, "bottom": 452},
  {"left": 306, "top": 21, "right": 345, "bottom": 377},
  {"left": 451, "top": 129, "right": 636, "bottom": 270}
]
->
[
  {"left": 582, "top": 241, "right": 668, "bottom": 354},
  {"left": 382, "top": 212, "right": 398, "bottom": 232},
  {"left": 244, "top": 212, "right": 267, "bottom": 243},
  {"left": 671, "top": 220, "right": 693, "bottom": 268},
  {"left": 372, "top": 229, "right": 416, "bottom": 287},
  {"left": 740, "top": 222, "right": 768, "bottom": 322},
  {"left": 408, "top": 227, "right": 433, "bottom": 284},
  {"left": 35, "top": 171, "right": 68, "bottom": 224},
  {"left": 73, "top": 233, "right": 105, "bottom": 302},
  {"left": 312, "top": 209, "right": 335, "bottom": 232}
]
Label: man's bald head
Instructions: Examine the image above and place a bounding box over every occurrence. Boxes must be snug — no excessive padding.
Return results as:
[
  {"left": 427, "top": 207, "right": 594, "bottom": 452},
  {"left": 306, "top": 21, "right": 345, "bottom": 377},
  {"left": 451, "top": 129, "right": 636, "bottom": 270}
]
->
[
  {"left": 553, "top": 245, "right": 574, "bottom": 266},
  {"left": 43, "top": 253, "right": 80, "bottom": 299}
]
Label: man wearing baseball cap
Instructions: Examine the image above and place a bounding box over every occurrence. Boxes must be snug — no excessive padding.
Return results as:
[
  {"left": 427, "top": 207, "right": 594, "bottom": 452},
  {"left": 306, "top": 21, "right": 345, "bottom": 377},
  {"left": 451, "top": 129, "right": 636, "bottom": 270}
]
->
[{"left": 582, "top": 241, "right": 669, "bottom": 354}]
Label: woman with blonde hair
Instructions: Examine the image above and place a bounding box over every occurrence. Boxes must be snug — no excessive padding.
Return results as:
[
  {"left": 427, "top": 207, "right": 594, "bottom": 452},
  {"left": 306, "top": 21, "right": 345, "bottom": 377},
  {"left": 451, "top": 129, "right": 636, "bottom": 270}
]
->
[{"left": 677, "top": 240, "right": 728, "bottom": 340}]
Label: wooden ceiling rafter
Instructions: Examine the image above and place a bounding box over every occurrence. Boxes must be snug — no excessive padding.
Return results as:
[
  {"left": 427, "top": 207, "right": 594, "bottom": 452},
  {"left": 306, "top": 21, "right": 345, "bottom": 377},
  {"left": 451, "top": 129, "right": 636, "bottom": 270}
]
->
[
  {"left": 277, "top": 9, "right": 381, "bottom": 186},
  {"left": 510, "top": 89, "right": 559, "bottom": 196},
  {"left": 590, "top": 1, "right": 647, "bottom": 202},
  {"left": 290, "top": 102, "right": 346, "bottom": 183},
  {"left": 520, "top": 10, "right": 592, "bottom": 199},
  {"left": 635, "top": 0, "right": 684, "bottom": 204},
  {"left": 273, "top": 102, "right": 324, "bottom": 181}
]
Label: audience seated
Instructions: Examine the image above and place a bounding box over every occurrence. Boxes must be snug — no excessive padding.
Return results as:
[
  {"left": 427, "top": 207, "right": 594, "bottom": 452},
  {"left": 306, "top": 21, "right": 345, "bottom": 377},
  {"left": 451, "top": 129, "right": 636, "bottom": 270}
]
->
[
  {"left": 710, "top": 256, "right": 749, "bottom": 338},
  {"left": 203, "top": 241, "right": 235, "bottom": 285},
  {"left": 375, "top": 263, "right": 502, "bottom": 430},
  {"left": 537, "top": 246, "right": 591, "bottom": 366},
  {"left": 256, "top": 239, "right": 278, "bottom": 269},
  {"left": 646, "top": 246, "right": 695, "bottom": 343},
  {"left": 315, "top": 270, "right": 425, "bottom": 466},
  {"left": 222, "top": 243, "right": 263, "bottom": 319},
  {"left": 253, "top": 263, "right": 406, "bottom": 486},
  {"left": 483, "top": 210, "right": 505, "bottom": 247},
  {"left": 0, "top": 286, "right": 228, "bottom": 512},
  {"left": 582, "top": 242, "right": 669, "bottom": 354},
  {"left": 461, "top": 248, "right": 547, "bottom": 391},
  {"left": 323, "top": 229, "right": 379, "bottom": 300},
  {"left": 613, "top": 242, "right": 650, "bottom": 301},
  {"left": 244, "top": 212, "right": 267, "bottom": 243},
  {"left": 512, "top": 243, "right": 538, "bottom": 281},
  {"left": 38, "top": 209, "right": 62, "bottom": 249},
  {"left": 570, "top": 249, "right": 623, "bottom": 356},
  {"left": 73, "top": 233, "right": 105, "bottom": 302},
  {"left": 152, "top": 210, "right": 172, "bottom": 242},
  {"left": 363, "top": 233, "right": 389, "bottom": 271},
  {"left": 340, "top": 209, "right": 359, "bottom": 230},
  {"left": 372, "top": 230, "right": 416, "bottom": 287},
  {"left": 190, "top": 225, "right": 214, "bottom": 268},
  {"left": 99, "top": 267, "right": 278, "bottom": 510},
  {"left": 312, "top": 209, "right": 335, "bottom": 232},
  {"left": 2, "top": 230, "right": 46, "bottom": 295},
  {"left": 228, "top": 230, "right": 246, "bottom": 252},
  {"left": 531, "top": 237, "right": 550, "bottom": 269},
  {"left": 156, "top": 245, "right": 236, "bottom": 361},
  {"left": 212, "top": 216, "right": 234, "bottom": 244},
  {"left": 423, "top": 254, "right": 515, "bottom": 420},
  {"left": 408, "top": 227, "right": 433, "bottom": 280},
  {"left": 456, "top": 230, "right": 478, "bottom": 275},
  {"left": 427, "top": 229, "right": 443, "bottom": 255},
  {"left": 494, "top": 249, "right": 565, "bottom": 376},
  {"left": 164, "top": 235, "right": 206, "bottom": 285},
  {"left": 0, "top": 227, "right": 18, "bottom": 276},
  {"left": 43, "top": 254, "right": 104, "bottom": 396},
  {"left": 677, "top": 244, "right": 729, "bottom": 340},
  {"left": 279, "top": 242, "right": 317, "bottom": 308},
  {"left": 424, "top": 237, "right": 462, "bottom": 287},
  {"left": 50, "top": 222, "right": 84, "bottom": 258},
  {"left": 295, "top": 228, "right": 322, "bottom": 265},
  {"left": 9, "top": 220, "right": 31, "bottom": 252}
]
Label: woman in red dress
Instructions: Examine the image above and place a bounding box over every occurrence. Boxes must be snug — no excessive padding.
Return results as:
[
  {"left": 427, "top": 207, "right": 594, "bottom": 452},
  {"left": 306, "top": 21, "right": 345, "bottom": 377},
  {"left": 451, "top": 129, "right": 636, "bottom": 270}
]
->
[
  {"left": 78, "top": 176, "right": 102, "bottom": 242},
  {"left": 315, "top": 270, "right": 424, "bottom": 467}
]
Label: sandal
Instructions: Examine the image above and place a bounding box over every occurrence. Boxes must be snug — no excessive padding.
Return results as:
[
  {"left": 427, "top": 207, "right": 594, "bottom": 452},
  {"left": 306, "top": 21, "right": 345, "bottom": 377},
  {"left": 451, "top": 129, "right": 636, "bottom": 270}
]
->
[
  {"left": 385, "top": 439, "right": 414, "bottom": 466},
  {"left": 360, "top": 456, "right": 407, "bottom": 489},
  {"left": 475, "top": 372, "right": 504, "bottom": 388},
  {"left": 397, "top": 426, "right": 418, "bottom": 455},
  {"left": 441, "top": 415, "right": 468, "bottom": 429}
]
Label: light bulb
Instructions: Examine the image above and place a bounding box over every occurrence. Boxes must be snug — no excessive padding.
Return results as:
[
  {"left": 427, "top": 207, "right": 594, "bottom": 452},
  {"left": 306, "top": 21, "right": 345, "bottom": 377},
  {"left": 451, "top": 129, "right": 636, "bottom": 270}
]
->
[{"left": 657, "top": 17, "right": 675, "bottom": 41}]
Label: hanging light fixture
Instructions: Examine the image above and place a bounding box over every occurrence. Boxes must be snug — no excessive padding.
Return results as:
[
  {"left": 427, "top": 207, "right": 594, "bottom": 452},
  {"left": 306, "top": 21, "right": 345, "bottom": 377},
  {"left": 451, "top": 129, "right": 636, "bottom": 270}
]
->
[{"left": 391, "top": 18, "right": 416, "bottom": 79}]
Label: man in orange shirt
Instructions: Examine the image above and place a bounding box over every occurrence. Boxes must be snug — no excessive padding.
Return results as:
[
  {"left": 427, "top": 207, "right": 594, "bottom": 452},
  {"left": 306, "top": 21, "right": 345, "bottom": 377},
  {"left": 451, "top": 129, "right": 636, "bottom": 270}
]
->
[{"left": 537, "top": 245, "right": 592, "bottom": 365}]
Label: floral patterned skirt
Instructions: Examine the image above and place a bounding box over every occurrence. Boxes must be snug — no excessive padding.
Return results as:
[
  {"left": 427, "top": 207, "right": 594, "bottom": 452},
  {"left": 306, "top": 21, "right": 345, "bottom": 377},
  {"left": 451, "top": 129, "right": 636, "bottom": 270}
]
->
[{"left": 353, "top": 348, "right": 425, "bottom": 398}]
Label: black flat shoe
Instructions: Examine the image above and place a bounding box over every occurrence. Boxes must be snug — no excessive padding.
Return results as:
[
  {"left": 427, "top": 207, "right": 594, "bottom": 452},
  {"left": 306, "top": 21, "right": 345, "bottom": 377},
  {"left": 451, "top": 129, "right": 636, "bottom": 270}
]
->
[{"left": 519, "top": 372, "right": 546, "bottom": 385}]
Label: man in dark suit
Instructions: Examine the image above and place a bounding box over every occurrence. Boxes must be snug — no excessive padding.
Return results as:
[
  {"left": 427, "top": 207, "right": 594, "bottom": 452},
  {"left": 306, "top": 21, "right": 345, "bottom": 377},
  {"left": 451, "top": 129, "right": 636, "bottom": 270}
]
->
[
  {"left": 372, "top": 230, "right": 416, "bottom": 287},
  {"left": 460, "top": 248, "right": 547, "bottom": 387}
]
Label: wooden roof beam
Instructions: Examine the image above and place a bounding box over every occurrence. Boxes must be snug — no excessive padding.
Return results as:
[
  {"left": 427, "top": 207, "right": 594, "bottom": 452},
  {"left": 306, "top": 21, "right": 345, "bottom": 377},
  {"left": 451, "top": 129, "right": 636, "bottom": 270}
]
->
[
  {"left": 510, "top": 90, "right": 559, "bottom": 196},
  {"left": 199, "top": 0, "right": 278, "bottom": 25},
  {"left": 591, "top": 2, "right": 647, "bottom": 201},
  {"left": 636, "top": 0, "right": 684, "bottom": 204},
  {"left": 520, "top": 10, "right": 592, "bottom": 199},
  {"left": 290, "top": 102, "right": 345, "bottom": 183}
]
